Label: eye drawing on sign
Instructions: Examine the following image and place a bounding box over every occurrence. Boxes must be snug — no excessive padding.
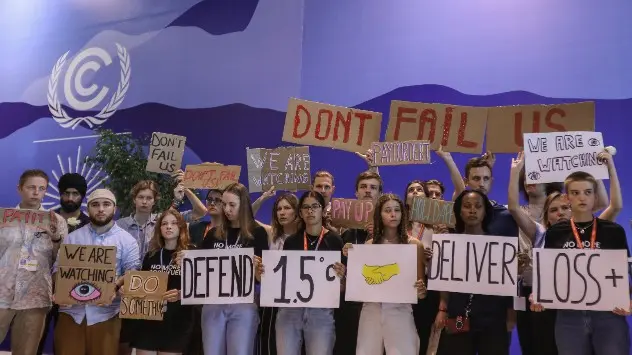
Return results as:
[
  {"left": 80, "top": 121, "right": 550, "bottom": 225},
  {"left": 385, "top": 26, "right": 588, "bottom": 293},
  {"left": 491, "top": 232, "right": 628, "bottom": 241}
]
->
[
  {"left": 47, "top": 44, "right": 131, "bottom": 130},
  {"left": 42, "top": 145, "right": 109, "bottom": 211},
  {"left": 528, "top": 171, "right": 540, "bottom": 181},
  {"left": 362, "top": 263, "right": 400, "bottom": 285},
  {"left": 70, "top": 282, "right": 102, "bottom": 302},
  {"left": 587, "top": 138, "right": 600, "bottom": 146}
]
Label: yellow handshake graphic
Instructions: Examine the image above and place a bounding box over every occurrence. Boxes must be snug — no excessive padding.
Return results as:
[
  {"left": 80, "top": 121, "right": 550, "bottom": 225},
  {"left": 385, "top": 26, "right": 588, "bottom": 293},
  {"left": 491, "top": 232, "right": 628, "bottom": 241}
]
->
[{"left": 362, "top": 263, "right": 400, "bottom": 285}]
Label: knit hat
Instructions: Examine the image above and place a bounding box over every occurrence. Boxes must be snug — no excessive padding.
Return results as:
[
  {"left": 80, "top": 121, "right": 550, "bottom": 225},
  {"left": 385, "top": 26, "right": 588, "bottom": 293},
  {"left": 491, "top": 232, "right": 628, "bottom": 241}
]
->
[
  {"left": 87, "top": 189, "right": 117, "bottom": 205},
  {"left": 58, "top": 173, "right": 88, "bottom": 198}
]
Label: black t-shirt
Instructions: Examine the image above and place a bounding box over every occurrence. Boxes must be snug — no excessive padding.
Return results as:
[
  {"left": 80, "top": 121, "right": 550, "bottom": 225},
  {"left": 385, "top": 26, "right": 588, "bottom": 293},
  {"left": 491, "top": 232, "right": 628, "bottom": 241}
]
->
[
  {"left": 446, "top": 292, "right": 512, "bottom": 331},
  {"left": 341, "top": 229, "right": 370, "bottom": 245},
  {"left": 188, "top": 221, "right": 212, "bottom": 247},
  {"left": 283, "top": 229, "right": 344, "bottom": 254},
  {"left": 544, "top": 218, "right": 629, "bottom": 252},
  {"left": 200, "top": 225, "right": 269, "bottom": 257}
]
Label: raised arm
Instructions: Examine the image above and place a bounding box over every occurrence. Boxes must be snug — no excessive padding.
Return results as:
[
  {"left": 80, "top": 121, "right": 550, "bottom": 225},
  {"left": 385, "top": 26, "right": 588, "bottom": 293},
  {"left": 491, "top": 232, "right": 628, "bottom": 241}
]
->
[
  {"left": 435, "top": 146, "right": 466, "bottom": 200},
  {"left": 252, "top": 186, "right": 276, "bottom": 216},
  {"left": 184, "top": 188, "right": 207, "bottom": 220},
  {"left": 507, "top": 152, "right": 537, "bottom": 242},
  {"left": 357, "top": 148, "right": 380, "bottom": 175},
  {"left": 597, "top": 151, "right": 622, "bottom": 221}
]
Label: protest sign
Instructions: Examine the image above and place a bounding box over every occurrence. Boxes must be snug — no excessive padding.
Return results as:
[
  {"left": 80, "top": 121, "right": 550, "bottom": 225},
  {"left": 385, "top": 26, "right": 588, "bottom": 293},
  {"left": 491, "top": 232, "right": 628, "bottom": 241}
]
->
[
  {"left": 120, "top": 271, "right": 168, "bottom": 320},
  {"left": 410, "top": 197, "right": 455, "bottom": 227},
  {"left": 0, "top": 208, "right": 53, "bottom": 229},
  {"left": 55, "top": 245, "right": 117, "bottom": 305},
  {"left": 330, "top": 198, "right": 374, "bottom": 229},
  {"left": 282, "top": 98, "right": 382, "bottom": 153},
  {"left": 533, "top": 249, "right": 629, "bottom": 311},
  {"left": 260, "top": 250, "right": 341, "bottom": 308},
  {"left": 345, "top": 244, "right": 419, "bottom": 303},
  {"left": 146, "top": 132, "right": 186, "bottom": 174},
  {"left": 523, "top": 131, "right": 608, "bottom": 184},
  {"left": 182, "top": 163, "right": 241, "bottom": 190},
  {"left": 385, "top": 101, "right": 487, "bottom": 154},
  {"left": 486, "top": 102, "right": 595, "bottom": 153},
  {"left": 428, "top": 234, "right": 518, "bottom": 296},
  {"left": 370, "top": 140, "right": 431, "bottom": 166},
  {"left": 246, "top": 146, "right": 311, "bottom": 193},
  {"left": 181, "top": 248, "right": 254, "bottom": 305}
]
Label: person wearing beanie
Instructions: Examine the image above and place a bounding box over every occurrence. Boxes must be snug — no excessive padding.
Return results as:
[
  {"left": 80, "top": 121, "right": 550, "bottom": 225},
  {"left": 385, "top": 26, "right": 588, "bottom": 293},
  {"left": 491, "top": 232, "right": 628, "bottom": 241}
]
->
[
  {"left": 53, "top": 188, "right": 140, "bottom": 355},
  {"left": 55, "top": 173, "right": 91, "bottom": 233}
]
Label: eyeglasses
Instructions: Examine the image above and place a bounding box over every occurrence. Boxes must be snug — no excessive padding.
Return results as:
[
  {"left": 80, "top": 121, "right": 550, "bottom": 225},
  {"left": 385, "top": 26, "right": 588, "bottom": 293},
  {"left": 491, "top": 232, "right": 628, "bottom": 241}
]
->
[
  {"left": 206, "top": 198, "right": 222, "bottom": 205},
  {"left": 300, "top": 204, "right": 322, "bottom": 212}
]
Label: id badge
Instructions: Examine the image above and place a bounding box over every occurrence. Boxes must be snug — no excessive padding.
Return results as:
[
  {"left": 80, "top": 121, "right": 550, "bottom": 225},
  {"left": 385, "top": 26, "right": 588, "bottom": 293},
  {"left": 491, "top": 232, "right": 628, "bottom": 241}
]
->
[{"left": 18, "top": 252, "right": 38, "bottom": 272}]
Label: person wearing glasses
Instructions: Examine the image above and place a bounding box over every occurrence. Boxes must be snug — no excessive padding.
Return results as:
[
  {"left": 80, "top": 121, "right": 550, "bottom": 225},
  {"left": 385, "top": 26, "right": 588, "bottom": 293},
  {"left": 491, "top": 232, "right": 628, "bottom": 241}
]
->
[{"left": 188, "top": 189, "right": 224, "bottom": 247}]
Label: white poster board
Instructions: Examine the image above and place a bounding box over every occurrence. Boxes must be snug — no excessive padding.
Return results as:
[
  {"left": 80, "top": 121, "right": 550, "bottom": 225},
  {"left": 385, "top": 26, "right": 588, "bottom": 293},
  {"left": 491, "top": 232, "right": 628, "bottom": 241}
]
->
[
  {"left": 260, "top": 250, "right": 341, "bottom": 308},
  {"left": 428, "top": 234, "right": 519, "bottom": 297},
  {"left": 345, "top": 244, "right": 418, "bottom": 304},
  {"left": 180, "top": 248, "right": 255, "bottom": 305},
  {"left": 524, "top": 131, "right": 608, "bottom": 184},
  {"left": 533, "top": 248, "right": 629, "bottom": 311}
]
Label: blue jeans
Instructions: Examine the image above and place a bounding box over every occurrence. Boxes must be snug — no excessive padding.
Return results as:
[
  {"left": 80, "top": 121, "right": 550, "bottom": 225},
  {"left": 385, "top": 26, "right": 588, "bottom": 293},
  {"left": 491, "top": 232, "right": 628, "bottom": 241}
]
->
[
  {"left": 276, "top": 308, "right": 335, "bottom": 355},
  {"left": 201, "top": 303, "right": 259, "bottom": 355},
  {"left": 555, "top": 310, "right": 630, "bottom": 355}
]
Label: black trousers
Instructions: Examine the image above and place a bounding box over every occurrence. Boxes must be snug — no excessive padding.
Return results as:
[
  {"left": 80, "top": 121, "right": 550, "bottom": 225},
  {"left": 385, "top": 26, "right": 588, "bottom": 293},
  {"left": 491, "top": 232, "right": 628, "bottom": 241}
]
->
[
  {"left": 516, "top": 287, "right": 558, "bottom": 355},
  {"left": 438, "top": 325, "right": 509, "bottom": 355},
  {"left": 36, "top": 304, "right": 59, "bottom": 355},
  {"left": 414, "top": 290, "right": 440, "bottom": 355}
]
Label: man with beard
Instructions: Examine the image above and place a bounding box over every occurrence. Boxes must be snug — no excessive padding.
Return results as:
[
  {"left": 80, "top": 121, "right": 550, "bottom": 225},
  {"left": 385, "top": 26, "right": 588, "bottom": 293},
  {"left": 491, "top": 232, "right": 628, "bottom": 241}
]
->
[
  {"left": 0, "top": 169, "right": 67, "bottom": 355},
  {"left": 37, "top": 173, "right": 91, "bottom": 354},
  {"left": 53, "top": 189, "right": 140, "bottom": 355}
]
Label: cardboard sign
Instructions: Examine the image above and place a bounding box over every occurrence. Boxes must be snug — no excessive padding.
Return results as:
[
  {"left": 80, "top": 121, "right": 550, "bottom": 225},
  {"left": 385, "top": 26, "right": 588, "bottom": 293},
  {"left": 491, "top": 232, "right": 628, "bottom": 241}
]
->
[
  {"left": 146, "top": 132, "right": 186, "bottom": 174},
  {"left": 524, "top": 131, "right": 608, "bottom": 184},
  {"left": 533, "top": 249, "right": 629, "bottom": 311},
  {"left": 486, "top": 102, "right": 595, "bottom": 153},
  {"left": 410, "top": 197, "right": 456, "bottom": 227},
  {"left": 260, "top": 250, "right": 341, "bottom": 308},
  {"left": 181, "top": 248, "right": 255, "bottom": 305},
  {"left": 182, "top": 163, "right": 241, "bottom": 190},
  {"left": 330, "top": 198, "right": 375, "bottom": 229},
  {"left": 282, "top": 98, "right": 382, "bottom": 153},
  {"left": 385, "top": 101, "right": 487, "bottom": 154},
  {"left": 246, "top": 146, "right": 311, "bottom": 193},
  {"left": 345, "top": 244, "right": 418, "bottom": 303},
  {"left": 55, "top": 245, "right": 117, "bottom": 305},
  {"left": 370, "top": 140, "right": 431, "bottom": 166},
  {"left": 0, "top": 208, "right": 53, "bottom": 229},
  {"left": 428, "top": 234, "right": 518, "bottom": 297},
  {"left": 120, "top": 271, "right": 168, "bottom": 320}
]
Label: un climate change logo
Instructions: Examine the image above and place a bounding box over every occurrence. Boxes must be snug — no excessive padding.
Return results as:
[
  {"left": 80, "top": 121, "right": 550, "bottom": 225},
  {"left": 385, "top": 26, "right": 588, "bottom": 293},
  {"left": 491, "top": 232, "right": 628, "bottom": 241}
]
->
[{"left": 47, "top": 44, "right": 131, "bottom": 129}]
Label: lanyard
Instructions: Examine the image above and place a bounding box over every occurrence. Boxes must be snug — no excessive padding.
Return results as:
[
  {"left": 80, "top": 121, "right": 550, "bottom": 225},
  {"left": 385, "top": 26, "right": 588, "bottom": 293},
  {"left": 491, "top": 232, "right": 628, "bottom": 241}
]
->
[
  {"left": 570, "top": 218, "right": 597, "bottom": 249},
  {"left": 203, "top": 223, "right": 213, "bottom": 240},
  {"left": 160, "top": 248, "right": 170, "bottom": 267},
  {"left": 304, "top": 227, "right": 326, "bottom": 251}
]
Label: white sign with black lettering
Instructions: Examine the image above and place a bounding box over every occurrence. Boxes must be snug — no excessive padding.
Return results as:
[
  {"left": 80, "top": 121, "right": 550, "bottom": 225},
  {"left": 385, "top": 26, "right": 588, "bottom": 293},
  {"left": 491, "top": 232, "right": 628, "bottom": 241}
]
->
[
  {"left": 524, "top": 131, "right": 608, "bottom": 184},
  {"left": 533, "top": 249, "right": 629, "bottom": 311},
  {"left": 180, "top": 248, "right": 255, "bottom": 305},
  {"left": 428, "top": 234, "right": 518, "bottom": 296},
  {"left": 260, "top": 250, "right": 341, "bottom": 308}
]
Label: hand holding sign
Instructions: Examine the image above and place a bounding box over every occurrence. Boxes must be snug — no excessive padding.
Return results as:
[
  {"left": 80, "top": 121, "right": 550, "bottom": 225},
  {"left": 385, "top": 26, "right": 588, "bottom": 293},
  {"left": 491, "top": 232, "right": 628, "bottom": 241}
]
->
[
  {"left": 355, "top": 148, "right": 376, "bottom": 167},
  {"left": 511, "top": 151, "right": 525, "bottom": 173},
  {"left": 260, "top": 250, "right": 341, "bottom": 308},
  {"left": 163, "top": 289, "right": 180, "bottom": 302}
]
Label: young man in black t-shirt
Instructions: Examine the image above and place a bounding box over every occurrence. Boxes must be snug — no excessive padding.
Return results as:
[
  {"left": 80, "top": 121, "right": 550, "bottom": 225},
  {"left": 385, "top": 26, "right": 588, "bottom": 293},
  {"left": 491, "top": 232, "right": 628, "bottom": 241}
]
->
[{"left": 543, "top": 171, "right": 631, "bottom": 355}]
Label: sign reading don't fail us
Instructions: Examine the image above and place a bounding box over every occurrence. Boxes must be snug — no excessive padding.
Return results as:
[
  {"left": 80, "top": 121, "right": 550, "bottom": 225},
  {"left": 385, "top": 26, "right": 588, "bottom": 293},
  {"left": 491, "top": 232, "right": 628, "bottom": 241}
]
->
[
  {"left": 181, "top": 248, "right": 255, "bottom": 305},
  {"left": 146, "top": 132, "right": 186, "bottom": 174}
]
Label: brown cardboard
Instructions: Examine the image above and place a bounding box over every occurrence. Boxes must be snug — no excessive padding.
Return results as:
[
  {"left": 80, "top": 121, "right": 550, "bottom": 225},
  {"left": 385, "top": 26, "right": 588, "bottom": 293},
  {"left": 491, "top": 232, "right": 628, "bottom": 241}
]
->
[
  {"left": 370, "top": 140, "right": 431, "bottom": 166},
  {"left": 410, "top": 197, "right": 456, "bottom": 227},
  {"left": 246, "top": 146, "right": 311, "bottom": 193},
  {"left": 146, "top": 132, "right": 186, "bottom": 174},
  {"left": 0, "top": 208, "right": 53, "bottom": 229},
  {"left": 486, "top": 101, "right": 595, "bottom": 153},
  {"left": 385, "top": 101, "right": 487, "bottom": 154},
  {"left": 119, "top": 271, "right": 168, "bottom": 320},
  {"left": 330, "top": 198, "right": 375, "bottom": 229},
  {"left": 182, "top": 163, "right": 241, "bottom": 190},
  {"left": 55, "top": 245, "right": 117, "bottom": 305},
  {"left": 282, "top": 98, "right": 382, "bottom": 153}
]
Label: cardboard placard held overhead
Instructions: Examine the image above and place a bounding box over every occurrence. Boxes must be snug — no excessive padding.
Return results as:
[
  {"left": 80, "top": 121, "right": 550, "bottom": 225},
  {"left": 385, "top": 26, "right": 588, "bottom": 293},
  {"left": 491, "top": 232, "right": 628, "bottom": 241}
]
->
[
  {"left": 182, "top": 163, "right": 241, "bottom": 190},
  {"left": 55, "top": 245, "right": 117, "bottom": 305},
  {"left": 282, "top": 98, "right": 382, "bottom": 153},
  {"left": 486, "top": 102, "right": 595, "bottom": 153},
  {"left": 120, "top": 271, "right": 169, "bottom": 320},
  {"left": 330, "top": 198, "right": 375, "bottom": 229},
  {"left": 246, "top": 146, "right": 311, "bottom": 193},
  {"left": 0, "top": 208, "right": 54, "bottom": 229},
  {"left": 146, "top": 132, "right": 186, "bottom": 174},
  {"left": 370, "top": 141, "right": 431, "bottom": 166},
  {"left": 410, "top": 197, "right": 456, "bottom": 227},
  {"left": 385, "top": 101, "right": 487, "bottom": 154},
  {"left": 523, "top": 131, "right": 608, "bottom": 184}
]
